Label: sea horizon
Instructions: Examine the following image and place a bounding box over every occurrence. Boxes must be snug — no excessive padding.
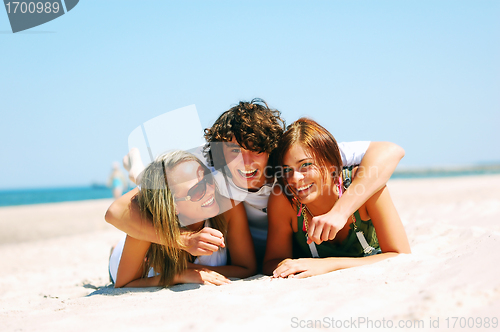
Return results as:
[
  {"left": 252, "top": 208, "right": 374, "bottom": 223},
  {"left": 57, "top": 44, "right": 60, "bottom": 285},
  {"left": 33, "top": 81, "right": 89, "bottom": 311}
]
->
[
  {"left": 1, "top": 164, "right": 500, "bottom": 207},
  {"left": 0, "top": 185, "right": 133, "bottom": 208}
]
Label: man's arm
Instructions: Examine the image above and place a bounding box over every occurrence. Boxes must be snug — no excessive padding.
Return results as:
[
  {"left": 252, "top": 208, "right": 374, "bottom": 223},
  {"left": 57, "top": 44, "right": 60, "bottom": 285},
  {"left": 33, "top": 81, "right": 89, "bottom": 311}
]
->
[
  {"left": 307, "top": 141, "right": 405, "bottom": 245},
  {"left": 105, "top": 188, "right": 160, "bottom": 243},
  {"left": 105, "top": 188, "right": 225, "bottom": 255}
]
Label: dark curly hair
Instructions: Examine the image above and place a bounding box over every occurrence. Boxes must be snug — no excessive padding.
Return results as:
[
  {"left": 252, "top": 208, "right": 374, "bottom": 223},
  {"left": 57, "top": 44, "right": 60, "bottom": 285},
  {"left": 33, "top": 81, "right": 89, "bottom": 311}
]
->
[{"left": 204, "top": 98, "right": 286, "bottom": 170}]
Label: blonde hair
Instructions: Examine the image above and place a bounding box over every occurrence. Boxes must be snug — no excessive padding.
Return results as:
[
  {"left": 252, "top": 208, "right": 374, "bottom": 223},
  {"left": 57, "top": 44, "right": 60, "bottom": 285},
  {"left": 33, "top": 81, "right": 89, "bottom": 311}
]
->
[{"left": 137, "top": 150, "right": 226, "bottom": 286}]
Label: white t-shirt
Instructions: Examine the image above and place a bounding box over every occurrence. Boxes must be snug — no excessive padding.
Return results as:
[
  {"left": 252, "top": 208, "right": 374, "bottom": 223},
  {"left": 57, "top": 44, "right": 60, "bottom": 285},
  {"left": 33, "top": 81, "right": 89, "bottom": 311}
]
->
[{"left": 215, "top": 141, "right": 370, "bottom": 244}]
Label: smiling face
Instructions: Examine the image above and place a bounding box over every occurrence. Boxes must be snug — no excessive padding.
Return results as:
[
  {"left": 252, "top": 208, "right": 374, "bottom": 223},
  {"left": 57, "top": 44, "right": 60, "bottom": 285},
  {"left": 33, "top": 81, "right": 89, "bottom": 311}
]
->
[
  {"left": 222, "top": 136, "right": 270, "bottom": 191},
  {"left": 282, "top": 144, "right": 336, "bottom": 205},
  {"left": 273, "top": 118, "right": 343, "bottom": 206},
  {"left": 167, "top": 160, "right": 220, "bottom": 227}
]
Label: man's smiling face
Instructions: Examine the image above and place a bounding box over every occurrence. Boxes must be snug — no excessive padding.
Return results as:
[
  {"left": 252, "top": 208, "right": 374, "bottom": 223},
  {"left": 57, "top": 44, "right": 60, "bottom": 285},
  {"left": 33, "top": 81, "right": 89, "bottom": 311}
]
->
[{"left": 222, "top": 136, "right": 270, "bottom": 191}]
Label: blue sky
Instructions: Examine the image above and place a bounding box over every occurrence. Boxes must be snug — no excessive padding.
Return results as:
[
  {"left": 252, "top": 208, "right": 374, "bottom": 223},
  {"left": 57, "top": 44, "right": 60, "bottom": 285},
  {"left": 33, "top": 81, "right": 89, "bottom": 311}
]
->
[{"left": 1, "top": 0, "right": 499, "bottom": 189}]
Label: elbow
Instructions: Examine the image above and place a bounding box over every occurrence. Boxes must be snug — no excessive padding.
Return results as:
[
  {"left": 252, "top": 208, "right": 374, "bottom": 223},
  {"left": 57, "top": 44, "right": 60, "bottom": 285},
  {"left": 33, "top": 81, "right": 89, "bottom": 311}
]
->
[
  {"left": 104, "top": 206, "right": 115, "bottom": 225},
  {"left": 400, "top": 247, "right": 411, "bottom": 254},
  {"left": 389, "top": 246, "right": 411, "bottom": 255},
  {"left": 113, "top": 275, "right": 125, "bottom": 288},
  {"left": 368, "top": 141, "right": 405, "bottom": 166},
  {"left": 239, "top": 262, "right": 258, "bottom": 278},
  {"left": 105, "top": 202, "right": 121, "bottom": 227},
  {"left": 247, "top": 264, "right": 258, "bottom": 277},
  {"left": 113, "top": 280, "right": 127, "bottom": 288},
  {"left": 390, "top": 142, "right": 405, "bottom": 161},
  {"left": 262, "top": 260, "right": 276, "bottom": 276}
]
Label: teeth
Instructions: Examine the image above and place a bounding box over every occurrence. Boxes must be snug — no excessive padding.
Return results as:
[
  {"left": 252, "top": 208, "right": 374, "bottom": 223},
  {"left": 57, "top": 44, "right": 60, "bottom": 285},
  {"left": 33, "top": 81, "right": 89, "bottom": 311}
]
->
[
  {"left": 201, "top": 196, "right": 214, "bottom": 207},
  {"left": 240, "top": 169, "right": 257, "bottom": 174},
  {"left": 297, "top": 183, "right": 313, "bottom": 191},
  {"left": 238, "top": 169, "right": 257, "bottom": 178}
]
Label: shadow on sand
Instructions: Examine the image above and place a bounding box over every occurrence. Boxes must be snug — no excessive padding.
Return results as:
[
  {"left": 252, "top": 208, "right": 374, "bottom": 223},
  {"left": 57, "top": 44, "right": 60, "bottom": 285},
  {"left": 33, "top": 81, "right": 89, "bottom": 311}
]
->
[{"left": 86, "top": 274, "right": 268, "bottom": 297}]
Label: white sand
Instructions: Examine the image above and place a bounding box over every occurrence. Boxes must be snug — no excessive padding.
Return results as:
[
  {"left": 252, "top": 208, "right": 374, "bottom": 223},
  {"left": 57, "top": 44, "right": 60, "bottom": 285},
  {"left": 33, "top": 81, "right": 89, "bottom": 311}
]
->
[{"left": 1, "top": 175, "right": 500, "bottom": 331}]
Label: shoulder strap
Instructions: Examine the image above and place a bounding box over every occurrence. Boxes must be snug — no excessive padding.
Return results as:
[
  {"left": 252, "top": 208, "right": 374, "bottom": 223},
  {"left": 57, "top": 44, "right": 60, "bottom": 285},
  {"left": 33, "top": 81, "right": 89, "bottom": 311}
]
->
[
  {"left": 295, "top": 200, "right": 320, "bottom": 258},
  {"left": 342, "top": 165, "right": 354, "bottom": 191}
]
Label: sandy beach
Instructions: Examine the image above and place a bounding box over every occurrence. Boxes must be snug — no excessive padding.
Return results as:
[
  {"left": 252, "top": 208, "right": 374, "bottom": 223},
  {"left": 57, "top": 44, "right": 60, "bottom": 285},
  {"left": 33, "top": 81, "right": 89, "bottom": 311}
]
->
[{"left": 1, "top": 174, "right": 499, "bottom": 331}]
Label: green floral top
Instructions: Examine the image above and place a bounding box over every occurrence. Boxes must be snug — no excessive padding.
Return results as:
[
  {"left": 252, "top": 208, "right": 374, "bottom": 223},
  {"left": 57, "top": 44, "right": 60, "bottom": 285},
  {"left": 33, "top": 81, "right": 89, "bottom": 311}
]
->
[
  {"left": 293, "top": 208, "right": 380, "bottom": 258},
  {"left": 292, "top": 167, "right": 380, "bottom": 258}
]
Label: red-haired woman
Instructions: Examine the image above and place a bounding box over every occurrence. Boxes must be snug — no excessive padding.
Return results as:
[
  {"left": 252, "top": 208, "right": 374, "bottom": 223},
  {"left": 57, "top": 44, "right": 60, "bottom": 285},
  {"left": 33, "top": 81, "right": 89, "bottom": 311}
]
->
[{"left": 263, "top": 118, "right": 411, "bottom": 278}]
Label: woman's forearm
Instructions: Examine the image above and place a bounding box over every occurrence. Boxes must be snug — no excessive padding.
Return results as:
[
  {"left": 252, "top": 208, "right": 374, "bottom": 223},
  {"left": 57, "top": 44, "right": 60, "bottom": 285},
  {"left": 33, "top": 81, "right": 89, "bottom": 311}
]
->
[
  {"left": 121, "top": 273, "right": 190, "bottom": 287},
  {"left": 187, "top": 262, "right": 255, "bottom": 279},
  {"left": 325, "top": 252, "right": 400, "bottom": 271},
  {"left": 272, "top": 253, "right": 402, "bottom": 278},
  {"left": 122, "top": 275, "right": 162, "bottom": 288}
]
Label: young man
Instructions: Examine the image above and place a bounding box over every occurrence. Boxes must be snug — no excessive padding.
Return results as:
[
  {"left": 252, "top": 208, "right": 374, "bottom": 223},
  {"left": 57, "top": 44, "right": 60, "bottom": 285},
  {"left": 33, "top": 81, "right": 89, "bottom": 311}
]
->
[{"left": 105, "top": 99, "right": 405, "bottom": 265}]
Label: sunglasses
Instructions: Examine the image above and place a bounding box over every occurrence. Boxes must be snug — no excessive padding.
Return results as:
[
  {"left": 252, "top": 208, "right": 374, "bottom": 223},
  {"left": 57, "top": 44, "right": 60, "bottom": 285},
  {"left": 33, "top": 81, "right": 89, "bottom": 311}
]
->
[{"left": 174, "top": 173, "right": 214, "bottom": 202}]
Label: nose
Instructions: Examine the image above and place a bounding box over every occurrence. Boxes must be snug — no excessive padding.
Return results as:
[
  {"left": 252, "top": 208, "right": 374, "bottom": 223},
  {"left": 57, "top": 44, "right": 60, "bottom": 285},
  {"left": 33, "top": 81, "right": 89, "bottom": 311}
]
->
[
  {"left": 241, "top": 150, "right": 254, "bottom": 165},
  {"left": 205, "top": 182, "right": 215, "bottom": 195},
  {"left": 291, "top": 170, "right": 304, "bottom": 184}
]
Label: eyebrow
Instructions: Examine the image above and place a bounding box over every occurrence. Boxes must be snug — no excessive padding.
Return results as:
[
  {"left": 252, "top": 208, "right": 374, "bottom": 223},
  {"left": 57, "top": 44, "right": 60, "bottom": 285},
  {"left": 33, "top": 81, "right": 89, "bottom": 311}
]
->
[
  {"left": 225, "top": 143, "right": 241, "bottom": 148},
  {"left": 283, "top": 158, "right": 313, "bottom": 167}
]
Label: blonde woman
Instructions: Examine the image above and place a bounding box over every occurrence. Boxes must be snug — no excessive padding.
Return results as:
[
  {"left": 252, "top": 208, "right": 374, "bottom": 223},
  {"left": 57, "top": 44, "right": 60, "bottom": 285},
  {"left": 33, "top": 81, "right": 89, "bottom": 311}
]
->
[{"left": 109, "top": 151, "right": 256, "bottom": 287}]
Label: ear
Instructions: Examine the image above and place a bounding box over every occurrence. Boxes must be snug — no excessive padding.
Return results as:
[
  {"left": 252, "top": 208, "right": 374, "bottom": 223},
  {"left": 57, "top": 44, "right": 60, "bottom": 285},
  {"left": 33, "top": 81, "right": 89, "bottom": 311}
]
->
[{"left": 329, "top": 165, "right": 339, "bottom": 178}]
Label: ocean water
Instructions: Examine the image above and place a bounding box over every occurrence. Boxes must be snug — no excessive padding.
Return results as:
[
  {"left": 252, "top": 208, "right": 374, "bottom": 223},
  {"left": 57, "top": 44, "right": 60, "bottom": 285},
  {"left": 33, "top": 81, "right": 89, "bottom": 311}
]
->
[
  {"left": 390, "top": 166, "right": 500, "bottom": 179},
  {"left": 0, "top": 186, "right": 131, "bottom": 207},
  {"left": 1, "top": 167, "right": 499, "bottom": 207}
]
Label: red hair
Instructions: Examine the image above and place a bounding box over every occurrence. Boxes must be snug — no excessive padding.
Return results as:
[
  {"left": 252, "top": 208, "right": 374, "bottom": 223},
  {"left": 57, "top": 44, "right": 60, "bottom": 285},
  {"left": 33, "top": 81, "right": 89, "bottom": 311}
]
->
[{"left": 271, "top": 118, "right": 342, "bottom": 205}]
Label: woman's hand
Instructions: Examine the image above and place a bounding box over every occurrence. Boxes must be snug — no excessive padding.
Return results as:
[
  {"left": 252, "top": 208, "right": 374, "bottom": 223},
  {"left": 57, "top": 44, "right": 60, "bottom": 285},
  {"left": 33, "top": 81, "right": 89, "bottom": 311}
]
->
[
  {"left": 178, "top": 268, "right": 232, "bottom": 285},
  {"left": 272, "top": 258, "right": 337, "bottom": 279},
  {"left": 181, "top": 227, "right": 225, "bottom": 256},
  {"left": 122, "top": 268, "right": 232, "bottom": 287}
]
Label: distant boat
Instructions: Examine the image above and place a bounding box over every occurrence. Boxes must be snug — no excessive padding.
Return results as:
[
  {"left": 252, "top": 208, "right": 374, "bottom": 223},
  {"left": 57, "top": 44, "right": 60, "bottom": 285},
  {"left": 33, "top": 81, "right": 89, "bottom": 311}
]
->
[{"left": 91, "top": 183, "right": 108, "bottom": 189}]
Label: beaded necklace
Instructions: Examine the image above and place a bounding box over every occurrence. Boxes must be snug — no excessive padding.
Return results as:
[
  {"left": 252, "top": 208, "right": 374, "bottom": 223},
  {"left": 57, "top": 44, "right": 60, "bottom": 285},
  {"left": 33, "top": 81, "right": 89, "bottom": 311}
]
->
[{"left": 297, "top": 171, "right": 379, "bottom": 257}]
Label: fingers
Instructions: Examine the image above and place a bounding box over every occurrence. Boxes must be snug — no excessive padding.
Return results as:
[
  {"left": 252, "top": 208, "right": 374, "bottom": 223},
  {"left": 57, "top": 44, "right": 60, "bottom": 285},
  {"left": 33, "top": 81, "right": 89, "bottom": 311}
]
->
[
  {"left": 293, "top": 271, "right": 311, "bottom": 279},
  {"left": 276, "top": 258, "right": 291, "bottom": 268},
  {"left": 309, "top": 216, "right": 342, "bottom": 244},
  {"left": 200, "top": 227, "right": 225, "bottom": 248},
  {"left": 181, "top": 268, "right": 230, "bottom": 285},
  {"left": 308, "top": 219, "right": 324, "bottom": 245},
  {"left": 187, "top": 228, "right": 226, "bottom": 256},
  {"left": 273, "top": 259, "right": 304, "bottom": 278},
  {"left": 201, "top": 270, "right": 231, "bottom": 286},
  {"left": 307, "top": 219, "right": 316, "bottom": 245},
  {"left": 273, "top": 267, "right": 296, "bottom": 279},
  {"left": 194, "top": 248, "right": 217, "bottom": 256},
  {"left": 327, "top": 227, "right": 339, "bottom": 241},
  {"left": 206, "top": 278, "right": 231, "bottom": 286},
  {"left": 195, "top": 230, "right": 225, "bottom": 256},
  {"left": 196, "top": 241, "right": 220, "bottom": 255}
]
